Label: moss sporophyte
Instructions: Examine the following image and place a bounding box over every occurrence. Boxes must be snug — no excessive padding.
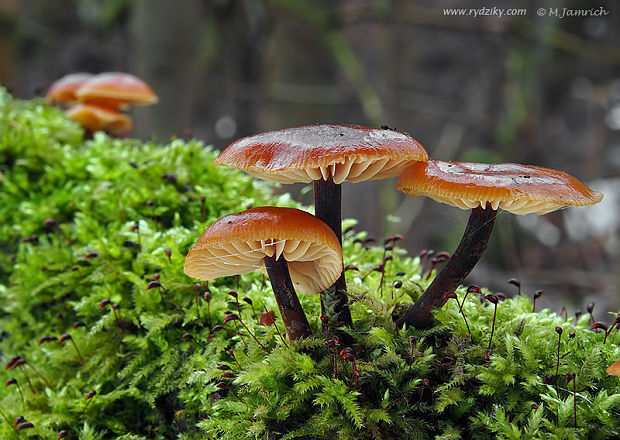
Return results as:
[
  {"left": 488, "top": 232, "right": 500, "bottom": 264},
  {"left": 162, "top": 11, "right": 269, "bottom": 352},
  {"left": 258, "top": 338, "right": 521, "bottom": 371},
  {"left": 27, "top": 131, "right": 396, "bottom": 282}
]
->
[{"left": 1, "top": 89, "right": 618, "bottom": 439}]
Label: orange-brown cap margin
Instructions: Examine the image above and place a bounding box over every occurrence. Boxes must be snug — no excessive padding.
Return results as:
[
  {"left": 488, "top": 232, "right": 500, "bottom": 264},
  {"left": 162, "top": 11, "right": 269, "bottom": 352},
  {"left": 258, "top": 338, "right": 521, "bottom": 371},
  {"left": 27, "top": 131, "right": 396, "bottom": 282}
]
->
[
  {"left": 396, "top": 160, "right": 603, "bottom": 215},
  {"left": 184, "top": 207, "right": 343, "bottom": 294},
  {"left": 45, "top": 73, "right": 94, "bottom": 104},
  {"left": 607, "top": 359, "right": 620, "bottom": 376},
  {"left": 75, "top": 72, "right": 158, "bottom": 108},
  {"left": 213, "top": 124, "right": 429, "bottom": 184},
  {"left": 65, "top": 104, "right": 132, "bottom": 134}
]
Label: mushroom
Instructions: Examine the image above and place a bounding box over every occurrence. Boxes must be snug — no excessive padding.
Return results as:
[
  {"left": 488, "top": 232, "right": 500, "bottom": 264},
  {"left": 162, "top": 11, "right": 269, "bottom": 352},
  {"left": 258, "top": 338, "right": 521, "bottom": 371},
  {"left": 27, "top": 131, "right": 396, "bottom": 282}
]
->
[
  {"left": 213, "top": 124, "right": 428, "bottom": 329},
  {"left": 394, "top": 159, "right": 603, "bottom": 329},
  {"left": 45, "top": 73, "right": 94, "bottom": 105},
  {"left": 607, "top": 359, "right": 620, "bottom": 376},
  {"left": 75, "top": 72, "right": 158, "bottom": 109},
  {"left": 183, "top": 207, "right": 343, "bottom": 340},
  {"left": 65, "top": 104, "right": 132, "bottom": 135}
]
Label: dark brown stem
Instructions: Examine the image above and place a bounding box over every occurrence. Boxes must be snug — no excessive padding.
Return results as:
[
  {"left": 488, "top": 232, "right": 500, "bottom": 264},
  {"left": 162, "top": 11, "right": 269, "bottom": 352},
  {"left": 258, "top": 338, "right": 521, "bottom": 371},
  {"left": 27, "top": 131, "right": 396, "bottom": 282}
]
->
[
  {"left": 25, "top": 362, "right": 51, "bottom": 388},
  {"left": 533, "top": 290, "right": 543, "bottom": 312},
  {"left": 443, "top": 292, "right": 473, "bottom": 341},
  {"left": 243, "top": 297, "right": 259, "bottom": 323},
  {"left": 160, "top": 286, "right": 185, "bottom": 315},
  {"left": 314, "top": 177, "right": 342, "bottom": 242},
  {"left": 230, "top": 319, "right": 245, "bottom": 346},
  {"left": 70, "top": 339, "right": 85, "bottom": 365},
  {"left": 18, "top": 365, "right": 35, "bottom": 393},
  {"left": 237, "top": 319, "right": 269, "bottom": 353},
  {"left": 555, "top": 327, "right": 562, "bottom": 391},
  {"left": 314, "top": 177, "right": 353, "bottom": 330},
  {"left": 273, "top": 319, "right": 288, "bottom": 347},
  {"left": 555, "top": 326, "right": 562, "bottom": 378},
  {"left": 0, "top": 408, "right": 13, "bottom": 430},
  {"left": 194, "top": 284, "right": 201, "bottom": 320},
  {"left": 396, "top": 204, "right": 498, "bottom": 329},
  {"left": 228, "top": 350, "right": 242, "bottom": 371},
  {"left": 264, "top": 255, "right": 312, "bottom": 340},
  {"left": 216, "top": 382, "right": 244, "bottom": 403},
  {"left": 487, "top": 295, "right": 498, "bottom": 350},
  {"left": 6, "top": 379, "right": 25, "bottom": 409},
  {"left": 573, "top": 376, "right": 577, "bottom": 428}
]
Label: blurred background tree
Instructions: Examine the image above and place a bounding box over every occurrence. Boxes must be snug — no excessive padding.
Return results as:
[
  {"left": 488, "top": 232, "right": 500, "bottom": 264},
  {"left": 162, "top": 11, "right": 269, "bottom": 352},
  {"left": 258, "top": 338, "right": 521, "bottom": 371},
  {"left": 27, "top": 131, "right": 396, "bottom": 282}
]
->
[{"left": 1, "top": 0, "right": 618, "bottom": 313}]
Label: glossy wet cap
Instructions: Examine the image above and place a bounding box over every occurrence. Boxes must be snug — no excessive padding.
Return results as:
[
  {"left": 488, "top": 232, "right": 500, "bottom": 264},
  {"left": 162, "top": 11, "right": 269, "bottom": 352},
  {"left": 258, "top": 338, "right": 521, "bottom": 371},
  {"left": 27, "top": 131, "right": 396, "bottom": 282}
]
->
[
  {"left": 45, "top": 73, "right": 94, "bottom": 104},
  {"left": 184, "top": 207, "right": 343, "bottom": 294},
  {"left": 213, "top": 124, "right": 428, "bottom": 184},
  {"left": 396, "top": 160, "right": 603, "bottom": 215},
  {"left": 65, "top": 104, "right": 132, "bottom": 134},
  {"left": 75, "top": 72, "right": 158, "bottom": 108}
]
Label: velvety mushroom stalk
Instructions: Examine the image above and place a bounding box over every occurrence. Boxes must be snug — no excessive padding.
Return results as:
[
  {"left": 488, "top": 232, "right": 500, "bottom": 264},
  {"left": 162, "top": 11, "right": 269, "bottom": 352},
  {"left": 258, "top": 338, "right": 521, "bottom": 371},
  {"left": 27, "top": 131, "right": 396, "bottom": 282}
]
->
[
  {"left": 314, "top": 176, "right": 352, "bottom": 329},
  {"left": 263, "top": 255, "right": 312, "bottom": 340},
  {"left": 395, "top": 203, "right": 497, "bottom": 329}
]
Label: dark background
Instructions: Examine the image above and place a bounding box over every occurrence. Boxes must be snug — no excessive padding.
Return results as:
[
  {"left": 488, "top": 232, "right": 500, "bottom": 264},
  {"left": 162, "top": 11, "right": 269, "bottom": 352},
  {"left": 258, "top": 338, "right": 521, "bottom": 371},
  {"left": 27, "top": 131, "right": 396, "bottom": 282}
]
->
[{"left": 1, "top": 0, "right": 618, "bottom": 315}]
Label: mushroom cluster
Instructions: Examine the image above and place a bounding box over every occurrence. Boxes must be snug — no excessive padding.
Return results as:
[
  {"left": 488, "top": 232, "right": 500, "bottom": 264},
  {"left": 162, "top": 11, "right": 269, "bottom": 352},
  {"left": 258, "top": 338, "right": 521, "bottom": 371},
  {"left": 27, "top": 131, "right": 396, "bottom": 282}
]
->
[
  {"left": 185, "top": 123, "right": 603, "bottom": 341},
  {"left": 213, "top": 124, "right": 428, "bottom": 331},
  {"left": 185, "top": 124, "right": 427, "bottom": 340},
  {"left": 46, "top": 72, "right": 158, "bottom": 135}
]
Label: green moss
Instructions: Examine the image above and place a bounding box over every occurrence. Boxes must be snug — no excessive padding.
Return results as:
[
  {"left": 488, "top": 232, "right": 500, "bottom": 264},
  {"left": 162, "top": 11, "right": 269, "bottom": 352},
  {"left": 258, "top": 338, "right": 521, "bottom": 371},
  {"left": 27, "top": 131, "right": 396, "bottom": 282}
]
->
[{"left": 1, "top": 89, "right": 619, "bottom": 439}]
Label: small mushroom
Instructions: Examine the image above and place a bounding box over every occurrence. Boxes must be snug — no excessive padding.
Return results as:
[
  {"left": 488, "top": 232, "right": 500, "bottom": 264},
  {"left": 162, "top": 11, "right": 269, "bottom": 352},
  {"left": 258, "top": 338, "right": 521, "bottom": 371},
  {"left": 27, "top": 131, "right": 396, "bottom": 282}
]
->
[
  {"left": 45, "top": 73, "right": 94, "bottom": 105},
  {"left": 184, "top": 207, "right": 343, "bottom": 340},
  {"left": 213, "top": 124, "right": 428, "bottom": 329},
  {"left": 395, "top": 160, "right": 603, "bottom": 329},
  {"left": 75, "top": 72, "right": 158, "bottom": 109},
  {"left": 65, "top": 104, "right": 132, "bottom": 135}
]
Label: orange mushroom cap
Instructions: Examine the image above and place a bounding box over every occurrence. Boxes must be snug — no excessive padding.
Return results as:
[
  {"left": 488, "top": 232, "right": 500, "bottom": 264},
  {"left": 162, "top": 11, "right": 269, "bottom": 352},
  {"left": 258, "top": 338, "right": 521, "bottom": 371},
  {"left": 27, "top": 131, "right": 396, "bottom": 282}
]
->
[
  {"left": 184, "top": 207, "right": 342, "bottom": 294},
  {"left": 213, "top": 124, "right": 429, "bottom": 184},
  {"left": 75, "top": 72, "right": 158, "bottom": 108},
  {"left": 396, "top": 160, "right": 603, "bottom": 215},
  {"left": 607, "top": 359, "right": 620, "bottom": 376},
  {"left": 45, "top": 73, "right": 94, "bottom": 104},
  {"left": 65, "top": 104, "right": 132, "bottom": 134}
]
